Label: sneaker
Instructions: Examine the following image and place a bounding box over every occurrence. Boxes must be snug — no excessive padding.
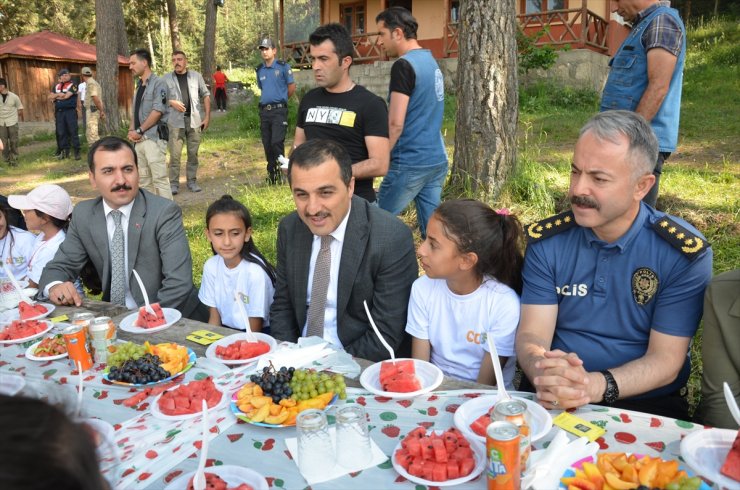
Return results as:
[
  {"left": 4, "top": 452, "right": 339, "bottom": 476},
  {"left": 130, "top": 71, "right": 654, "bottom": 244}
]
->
[
  {"left": 74, "top": 149, "right": 81, "bottom": 161},
  {"left": 171, "top": 185, "right": 179, "bottom": 195},
  {"left": 187, "top": 182, "right": 202, "bottom": 193}
]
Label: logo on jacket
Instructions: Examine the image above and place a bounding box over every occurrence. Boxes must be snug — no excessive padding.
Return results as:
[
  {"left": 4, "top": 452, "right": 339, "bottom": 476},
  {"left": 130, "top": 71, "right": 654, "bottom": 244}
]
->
[{"left": 632, "top": 267, "right": 658, "bottom": 305}]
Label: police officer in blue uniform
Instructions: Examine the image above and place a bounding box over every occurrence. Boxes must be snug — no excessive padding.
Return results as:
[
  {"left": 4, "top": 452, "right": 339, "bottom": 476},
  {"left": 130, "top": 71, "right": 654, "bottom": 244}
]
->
[
  {"left": 515, "top": 111, "right": 712, "bottom": 420},
  {"left": 256, "top": 38, "right": 295, "bottom": 184},
  {"left": 48, "top": 68, "right": 81, "bottom": 160}
]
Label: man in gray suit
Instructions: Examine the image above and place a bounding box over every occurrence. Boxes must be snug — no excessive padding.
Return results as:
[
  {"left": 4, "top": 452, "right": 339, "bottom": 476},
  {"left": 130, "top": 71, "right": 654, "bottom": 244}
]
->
[
  {"left": 39, "top": 136, "right": 207, "bottom": 321},
  {"left": 270, "top": 139, "right": 418, "bottom": 361}
]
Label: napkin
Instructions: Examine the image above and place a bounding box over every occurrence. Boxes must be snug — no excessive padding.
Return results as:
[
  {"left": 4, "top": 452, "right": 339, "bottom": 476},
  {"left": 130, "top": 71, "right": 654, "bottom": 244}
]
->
[
  {"left": 284, "top": 428, "right": 388, "bottom": 485},
  {"left": 522, "top": 430, "right": 599, "bottom": 490},
  {"left": 255, "top": 337, "right": 361, "bottom": 378}
]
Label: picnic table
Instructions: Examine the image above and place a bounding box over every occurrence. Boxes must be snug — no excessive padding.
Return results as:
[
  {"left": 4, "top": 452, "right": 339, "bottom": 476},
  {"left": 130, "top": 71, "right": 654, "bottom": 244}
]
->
[{"left": 0, "top": 301, "right": 711, "bottom": 489}]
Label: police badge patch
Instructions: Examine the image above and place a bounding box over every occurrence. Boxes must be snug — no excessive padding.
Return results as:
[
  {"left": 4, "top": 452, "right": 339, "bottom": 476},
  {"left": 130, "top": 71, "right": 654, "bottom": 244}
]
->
[{"left": 632, "top": 267, "right": 659, "bottom": 305}]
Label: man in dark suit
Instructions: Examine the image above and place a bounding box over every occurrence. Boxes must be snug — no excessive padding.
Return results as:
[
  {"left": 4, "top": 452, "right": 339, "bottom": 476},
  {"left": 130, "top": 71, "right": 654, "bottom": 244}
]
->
[
  {"left": 270, "top": 139, "right": 418, "bottom": 361},
  {"left": 39, "top": 136, "right": 207, "bottom": 321}
]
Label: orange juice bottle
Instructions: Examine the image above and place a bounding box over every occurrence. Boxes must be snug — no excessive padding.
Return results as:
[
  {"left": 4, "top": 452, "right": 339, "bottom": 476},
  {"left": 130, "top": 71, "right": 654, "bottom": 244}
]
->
[{"left": 486, "top": 421, "right": 520, "bottom": 490}]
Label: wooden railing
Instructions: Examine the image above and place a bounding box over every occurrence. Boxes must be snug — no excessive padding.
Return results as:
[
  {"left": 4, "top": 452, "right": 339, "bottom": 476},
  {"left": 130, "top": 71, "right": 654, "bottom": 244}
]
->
[
  {"left": 445, "top": 21, "right": 460, "bottom": 56},
  {"left": 283, "top": 32, "right": 385, "bottom": 69},
  {"left": 516, "top": 7, "right": 610, "bottom": 52}
]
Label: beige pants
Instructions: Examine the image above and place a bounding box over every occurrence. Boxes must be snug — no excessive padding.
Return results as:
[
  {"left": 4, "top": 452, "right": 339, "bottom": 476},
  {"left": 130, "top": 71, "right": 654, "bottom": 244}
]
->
[
  {"left": 135, "top": 138, "right": 173, "bottom": 199},
  {"left": 86, "top": 110, "right": 100, "bottom": 144},
  {"left": 168, "top": 122, "right": 202, "bottom": 186}
]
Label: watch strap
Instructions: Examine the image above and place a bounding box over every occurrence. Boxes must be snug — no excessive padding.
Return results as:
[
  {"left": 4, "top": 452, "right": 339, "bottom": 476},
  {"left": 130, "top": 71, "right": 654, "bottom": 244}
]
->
[{"left": 600, "top": 369, "right": 619, "bottom": 404}]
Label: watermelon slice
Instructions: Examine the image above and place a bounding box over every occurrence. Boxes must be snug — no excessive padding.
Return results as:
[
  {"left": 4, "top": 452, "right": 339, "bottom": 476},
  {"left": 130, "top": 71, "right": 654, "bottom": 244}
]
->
[
  {"left": 721, "top": 429, "right": 740, "bottom": 482},
  {"left": 380, "top": 360, "right": 423, "bottom": 393},
  {"left": 470, "top": 413, "right": 492, "bottom": 437},
  {"left": 134, "top": 303, "right": 167, "bottom": 328},
  {"left": 18, "top": 301, "right": 47, "bottom": 320}
]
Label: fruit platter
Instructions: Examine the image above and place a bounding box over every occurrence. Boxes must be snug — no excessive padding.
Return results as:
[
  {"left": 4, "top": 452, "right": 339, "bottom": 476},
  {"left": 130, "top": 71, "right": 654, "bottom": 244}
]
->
[
  {"left": 230, "top": 365, "right": 342, "bottom": 427},
  {"left": 559, "top": 453, "right": 711, "bottom": 490},
  {"left": 0, "top": 301, "right": 55, "bottom": 323},
  {"left": 118, "top": 303, "right": 182, "bottom": 334},
  {"left": 205, "top": 332, "right": 277, "bottom": 366},
  {"left": 453, "top": 394, "right": 553, "bottom": 445},
  {"left": 151, "top": 376, "right": 227, "bottom": 420},
  {"left": 103, "top": 341, "right": 196, "bottom": 386},
  {"left": 392, "top": 426, "right": 485, "bottom": 487},
  {"left": 164, "top": 465, "right": 269, "bottom": 490},
  {"left": 359, "top": 358, "right": 443, "bottom": 398},
  {"left": 0, "top": 319, "right": 53, "bottom": 344},
  {"left": 25, "top": 334, "right": 68, "bottom": 361}
]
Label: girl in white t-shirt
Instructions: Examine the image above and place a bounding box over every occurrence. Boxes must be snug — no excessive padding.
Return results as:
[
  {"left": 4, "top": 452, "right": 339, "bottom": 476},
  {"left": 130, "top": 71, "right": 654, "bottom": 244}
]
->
[
  {"left": 0, "top": 204, "right": 36, "bottom": 285},
  {"left": 407, "top": 199, "right": 524, "bottom": 389},
  {"left": 8, "top": 184, "right": 75, "bottom": 289},
  {"left": 199, "top": 195, "right": 276, "bottom": 332}
]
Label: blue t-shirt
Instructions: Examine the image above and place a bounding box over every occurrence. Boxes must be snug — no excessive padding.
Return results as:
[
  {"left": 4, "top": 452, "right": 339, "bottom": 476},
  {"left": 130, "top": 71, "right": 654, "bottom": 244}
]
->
[
  {"left": 256, "top": 60, "right": 294, "bottom": 104},
  {"left": 521, "top": 204, "right": 712, "bottom": 398}
]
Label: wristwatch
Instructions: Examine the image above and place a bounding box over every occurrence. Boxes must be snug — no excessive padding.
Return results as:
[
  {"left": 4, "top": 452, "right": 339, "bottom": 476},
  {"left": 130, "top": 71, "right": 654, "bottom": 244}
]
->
[
  {"left": 600, "top": 370, "right": 619, "bottom": 404},
  {"left": 135, "top": 127, "right": 143, "bottom": 135}
]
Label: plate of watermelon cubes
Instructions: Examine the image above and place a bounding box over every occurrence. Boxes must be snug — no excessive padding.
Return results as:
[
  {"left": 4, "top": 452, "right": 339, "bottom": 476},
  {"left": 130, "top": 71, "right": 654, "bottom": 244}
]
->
[
  {"left": 0, "top": 301, "right": 55, "bottom": 323},
  {"left": 393, "top": 426, "right": 485, "bottom": 487},
  {"left": 119, "top": 303, "right": 182, "bottom": 334},
  {"left": 453, "top": 394, "right": 553, "bottom": 446},
  {"left": 164, "top": 465, "right": 269, "bottom": 490},
  {"left": 0, "top": 319, "right": 53, "bottom": 344},
  {"left": 359, "top": 358, "right": 443, "bottom": 398},
  {"left": 205, "top": 332, "right": 277, "bottom": 366},
  {"left": 681, "top": 428, "right": 739, "bottom": 490},
  {"left": 151, "top": 376, "right": 228, "bottom": 420}
]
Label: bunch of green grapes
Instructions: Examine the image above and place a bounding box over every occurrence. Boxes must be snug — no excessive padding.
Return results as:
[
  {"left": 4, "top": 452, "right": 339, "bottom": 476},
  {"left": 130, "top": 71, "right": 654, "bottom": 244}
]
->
[
  {"left": 289, "top": 369, "right": 347, "bottom": 401},
  {"left": 107, "top": 341, "right": 147, "bottom": 368},
  {"left": 666, "top": 477, "right": 704, "bottom": 490}
]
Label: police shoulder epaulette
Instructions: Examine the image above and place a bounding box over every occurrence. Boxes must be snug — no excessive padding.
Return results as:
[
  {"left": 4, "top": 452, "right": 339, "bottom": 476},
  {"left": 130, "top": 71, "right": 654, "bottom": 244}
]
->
[
  {"left": 276, "top": 59, "right": 286, "bottom": 66},
  {"left": 652, "top": 216, "right": 708, "bottom": 260},
  {"left": 525, "top": 210, "right": 577, "bottom": 243}
]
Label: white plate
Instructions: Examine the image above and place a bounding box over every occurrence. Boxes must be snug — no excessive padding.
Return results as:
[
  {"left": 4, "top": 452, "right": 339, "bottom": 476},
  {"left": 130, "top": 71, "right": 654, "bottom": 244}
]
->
[
  {"left": 25, "top": 336, "right": 68, "bottom": 361},
  {"left": 0, "top": 373, "right": 25, "bottom": 395},
  {"left": 359, "top": 358, "right": 443, "bottom": 399},
  {"left": 164, "top": 465, "right": 269, "bottom": 490},
  {"left": 150, "top": 383, "right": 228, "bottom": 421},
  {"left": 392, "top": 430, "right": 486, "bottom": 487},
  {"left": 681, "top": 428, "right": 738, "bottom": 490},
  {"left": 118, "top": 307, "right": 182, "bottom": 334},
  {"left": 0, "top": 302, "right": 55, "bottom": 323},
  {"left": 205, "top": 332, "right": 277, "bottom": 366},
  {"left": 453, "top": 394, "right": 553, "bottom": 444},
  {"left": 0, "top": 319, "right": 54, "bottom": 344}
]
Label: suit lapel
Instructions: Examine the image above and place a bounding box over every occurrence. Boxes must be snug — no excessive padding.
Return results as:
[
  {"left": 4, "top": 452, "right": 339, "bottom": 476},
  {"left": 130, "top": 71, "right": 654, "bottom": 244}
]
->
[
  {"left": 337, "top": 199, "right": 368, "bottom": 316},
  {"left": 127, "top": 191, "right": 146, "bottom": 284},
  {"left": 90, "top": 199, "right": 110, "bottom": 287},
  {"left": 294, "top": 219, "right": 314, "bottom": 328}
]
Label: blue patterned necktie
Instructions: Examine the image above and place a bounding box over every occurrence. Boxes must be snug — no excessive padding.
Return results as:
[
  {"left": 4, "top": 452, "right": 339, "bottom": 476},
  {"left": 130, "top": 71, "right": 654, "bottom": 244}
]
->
[{"left": 110, "top": 210, "right": 126, "bottom": 305}]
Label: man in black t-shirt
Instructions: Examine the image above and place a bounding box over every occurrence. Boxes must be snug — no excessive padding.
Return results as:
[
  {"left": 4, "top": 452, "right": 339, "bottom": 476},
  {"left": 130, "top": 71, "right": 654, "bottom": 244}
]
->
[{"left": 293, "top": 23, "right": 389, "bottom": 203}]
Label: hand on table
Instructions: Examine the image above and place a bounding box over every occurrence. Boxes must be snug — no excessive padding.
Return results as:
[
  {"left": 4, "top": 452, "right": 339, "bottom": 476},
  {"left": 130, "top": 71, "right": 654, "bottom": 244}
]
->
[
  {"left": 533, "top": 349, "right": 591, "bottom": 410},
  {"left": 49, "top": 282, "right": 83, "bottom": 307}
]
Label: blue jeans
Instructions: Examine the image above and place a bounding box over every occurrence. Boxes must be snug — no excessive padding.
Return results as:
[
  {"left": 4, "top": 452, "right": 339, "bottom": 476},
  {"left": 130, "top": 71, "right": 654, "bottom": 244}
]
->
[{"left": 378, "top": 162, "right": 448, "bottom": 238}]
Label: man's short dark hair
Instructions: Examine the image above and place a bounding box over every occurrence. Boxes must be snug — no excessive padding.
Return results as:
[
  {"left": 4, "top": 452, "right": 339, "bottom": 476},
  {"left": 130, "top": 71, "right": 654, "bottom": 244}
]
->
[
  {"left": 88, "top": 136, "right": 138, "bottom": 172},
  {"left": 376, "top": 7, "right": 418, "bottom": 40},
  {"left": 309, "top": 23, "right": 354, "bottom": 61},
  {"left": 0, "top": 78, "right": 6, "bottom": 87},
  {"left": 172, "top": 50, "right": 187, "bottom": 58},
  {"left": 131, "top": 48, "right": 152, "bottom": 67},
  {"left": 288, "top": 139, "right": 353, "bottom": 186}
]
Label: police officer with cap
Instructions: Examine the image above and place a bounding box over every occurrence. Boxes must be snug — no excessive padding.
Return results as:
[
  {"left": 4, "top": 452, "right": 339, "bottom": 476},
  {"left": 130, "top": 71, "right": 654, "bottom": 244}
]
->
[
  {"left": 256, "top": 37, "right": 295, "bottom": 184},
  {"left": 48, "top": 68, "right": 81, "bottom": 160}
]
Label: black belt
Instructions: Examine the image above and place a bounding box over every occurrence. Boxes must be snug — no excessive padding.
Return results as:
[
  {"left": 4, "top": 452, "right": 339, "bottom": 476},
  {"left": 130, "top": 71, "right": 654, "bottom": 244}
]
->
[{"left": 260, "top": 102, "right": 287, "bottom": 111}]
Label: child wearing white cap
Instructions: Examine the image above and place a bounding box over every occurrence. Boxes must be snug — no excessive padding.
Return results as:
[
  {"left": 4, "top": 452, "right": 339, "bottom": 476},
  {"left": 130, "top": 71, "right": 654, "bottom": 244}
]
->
[{"left": 8, "top": 185, "right": 78, "bottom": 289}]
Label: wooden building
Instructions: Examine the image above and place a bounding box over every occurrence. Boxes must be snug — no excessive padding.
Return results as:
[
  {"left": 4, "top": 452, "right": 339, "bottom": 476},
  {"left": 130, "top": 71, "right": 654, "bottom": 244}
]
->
[
  {"left": 0, "top": 31, "right": 132, "bottom": 123},
  {"left": 281, "top": 0, "right": 630, "bottom": 67}
]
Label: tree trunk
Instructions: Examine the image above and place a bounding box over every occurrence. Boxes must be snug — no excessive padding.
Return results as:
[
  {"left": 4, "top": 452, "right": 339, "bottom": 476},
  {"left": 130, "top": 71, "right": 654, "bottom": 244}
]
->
[
  {"left": 451, "top": 0, "right": 519, "bottom": 198},
  {"left": 166, "top": 0, "right": 181, "bottom": 51},
  {"left": 273, "top": 0, "right": 281, "bottom": 48},
  {"left": 202, "top": 0, "right": 218, "bottom": 86},
  {"left": 95, "top": 0, "right": 129, "bottom": 135}
]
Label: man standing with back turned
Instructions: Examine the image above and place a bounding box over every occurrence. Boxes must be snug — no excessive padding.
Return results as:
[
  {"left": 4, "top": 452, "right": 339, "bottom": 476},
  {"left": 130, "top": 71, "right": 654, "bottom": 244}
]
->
[
  {"left": 256, "top": 38, "right": 295, "bottom": 185},
  {"left": 600, "top": 0, "right": 685, "bottom": 207},
  {"left": 376, "top": 7, "right": 448, "bottom": 238}
]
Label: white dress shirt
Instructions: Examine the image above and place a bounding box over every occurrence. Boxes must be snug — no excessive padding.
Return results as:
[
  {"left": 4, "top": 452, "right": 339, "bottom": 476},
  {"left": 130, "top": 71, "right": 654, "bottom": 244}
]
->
[
  {"left": 302, "top": 205, "right": 351, "bottom": 348},
  {"left": 102, "top": 200, "right": 137, "bottom": 309}
]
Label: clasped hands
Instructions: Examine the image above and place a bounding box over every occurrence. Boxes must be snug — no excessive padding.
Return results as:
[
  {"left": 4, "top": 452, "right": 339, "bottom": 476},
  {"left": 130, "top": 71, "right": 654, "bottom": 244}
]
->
[{"left": 533, "top": 349, "right": 605, "bottom": 410}]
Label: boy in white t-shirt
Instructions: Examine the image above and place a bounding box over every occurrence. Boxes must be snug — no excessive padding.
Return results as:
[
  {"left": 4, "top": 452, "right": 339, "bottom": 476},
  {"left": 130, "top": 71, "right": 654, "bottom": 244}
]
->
[{"left": 407, "top": 200, "right": 525, "bottom": 388}]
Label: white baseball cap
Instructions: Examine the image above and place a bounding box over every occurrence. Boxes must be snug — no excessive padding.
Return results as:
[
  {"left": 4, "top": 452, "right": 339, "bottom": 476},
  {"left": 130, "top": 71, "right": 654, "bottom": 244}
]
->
[{"left": 8, "top": 184, "right": 74, "bottom": 220}]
